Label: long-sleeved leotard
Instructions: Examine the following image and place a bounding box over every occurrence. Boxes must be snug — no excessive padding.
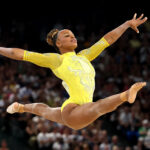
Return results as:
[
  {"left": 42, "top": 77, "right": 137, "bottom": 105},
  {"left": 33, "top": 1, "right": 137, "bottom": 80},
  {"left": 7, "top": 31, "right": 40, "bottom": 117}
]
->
[{"left": 23, "top": 37, "right": 109, "bottom": 111}]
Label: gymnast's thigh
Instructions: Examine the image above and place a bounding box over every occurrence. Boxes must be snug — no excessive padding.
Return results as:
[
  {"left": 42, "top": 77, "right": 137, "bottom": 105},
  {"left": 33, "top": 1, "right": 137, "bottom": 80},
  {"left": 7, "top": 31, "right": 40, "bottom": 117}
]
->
[{"left": 61, "top": 101, "right": 98, "bottom": 130}]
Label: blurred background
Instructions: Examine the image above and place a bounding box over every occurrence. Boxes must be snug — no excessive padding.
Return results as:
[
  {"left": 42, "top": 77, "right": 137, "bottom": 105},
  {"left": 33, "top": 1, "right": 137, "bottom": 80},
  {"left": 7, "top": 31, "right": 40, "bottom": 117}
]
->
[{"left": 0, "top": 3, "right": 150, "bottom": 150}]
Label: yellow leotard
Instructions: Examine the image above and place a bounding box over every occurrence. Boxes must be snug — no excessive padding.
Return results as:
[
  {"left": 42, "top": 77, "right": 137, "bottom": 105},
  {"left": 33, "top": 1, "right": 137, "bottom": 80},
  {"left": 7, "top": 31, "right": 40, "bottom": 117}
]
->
[{"left": 23, "top": 37, "right": 109, "bottom": 111}]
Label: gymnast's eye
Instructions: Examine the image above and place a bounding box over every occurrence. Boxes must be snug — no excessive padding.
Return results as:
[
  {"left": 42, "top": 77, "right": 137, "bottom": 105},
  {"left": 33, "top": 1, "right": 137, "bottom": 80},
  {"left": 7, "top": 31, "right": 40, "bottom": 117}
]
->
[{"left": 64, "top": 34, "right": 70, "bottom": 37}]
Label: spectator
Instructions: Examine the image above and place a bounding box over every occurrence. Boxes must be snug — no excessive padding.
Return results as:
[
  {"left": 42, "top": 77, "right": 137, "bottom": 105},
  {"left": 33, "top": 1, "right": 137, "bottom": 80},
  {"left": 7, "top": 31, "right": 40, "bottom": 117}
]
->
[
  {"left": 143, "top": 130, "right": 150, "bottom": 149},
  {"left": 133, "top": 137, "right": 146, "bottom": 150},
  {"left": 110, "top": 135, "right": 121, "bottom": 149},
  {"left": 0, "top": 140, "right": 9, "bottom": 150},
  {"left": 125, "top": 146, "right": 132, "bottom": 150},
  {"left": 138, "top": 119, "right": 149, "bottom": 138},
  {"left": 36, "top": 123, "right": 51, "bottom": 150}
]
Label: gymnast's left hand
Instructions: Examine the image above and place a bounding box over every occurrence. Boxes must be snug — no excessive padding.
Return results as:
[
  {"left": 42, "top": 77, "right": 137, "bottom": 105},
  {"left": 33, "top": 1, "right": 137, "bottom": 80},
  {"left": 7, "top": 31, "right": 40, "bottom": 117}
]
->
[{"left": 127, "top": 13, "right": 148, "bottom": 33}]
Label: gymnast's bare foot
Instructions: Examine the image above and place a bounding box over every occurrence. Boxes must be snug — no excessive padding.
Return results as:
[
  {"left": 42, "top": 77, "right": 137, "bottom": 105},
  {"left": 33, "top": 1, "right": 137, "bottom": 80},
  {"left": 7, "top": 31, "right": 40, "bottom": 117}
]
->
[
  {"left": 7, "top": 102, "right": 24, "bottom": 114},
  {"left": 128, "top": 82, "right": 146, "bottom": 103}
]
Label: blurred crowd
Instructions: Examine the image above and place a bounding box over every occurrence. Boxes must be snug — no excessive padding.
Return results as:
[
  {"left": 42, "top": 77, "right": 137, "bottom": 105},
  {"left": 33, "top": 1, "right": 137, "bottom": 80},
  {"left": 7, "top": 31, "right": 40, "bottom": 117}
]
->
[{"left": 0, "top": 17, "right": 150, "bottom": 150}]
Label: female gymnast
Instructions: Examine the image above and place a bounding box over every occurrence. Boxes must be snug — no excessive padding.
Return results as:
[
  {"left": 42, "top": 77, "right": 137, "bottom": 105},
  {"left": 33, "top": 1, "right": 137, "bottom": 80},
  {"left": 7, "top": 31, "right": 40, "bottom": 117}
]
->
[{"left": 1, "top": 13, "right": 147, "bottom": 130}]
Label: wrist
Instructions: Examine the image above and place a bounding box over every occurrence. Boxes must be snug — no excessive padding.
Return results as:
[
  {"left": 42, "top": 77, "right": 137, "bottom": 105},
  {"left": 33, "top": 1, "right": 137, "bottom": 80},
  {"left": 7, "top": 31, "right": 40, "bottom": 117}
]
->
[{"left": 125, "top": 21, "right": 131, "bottom": 28}]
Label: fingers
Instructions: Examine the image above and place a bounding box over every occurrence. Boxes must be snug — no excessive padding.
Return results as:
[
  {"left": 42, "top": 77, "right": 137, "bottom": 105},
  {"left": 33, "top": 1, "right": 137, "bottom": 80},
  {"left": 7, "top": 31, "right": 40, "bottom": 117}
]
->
[
  {"left": 135, "top": 27, "right": 139, "bottom": 34},
  {"left": 134, "top": 13, "right": 148, "bottom": 21},
  {"left": 131, "top": 13, "right": 148, "bottom": 33},
  {"left": 138, "top": 16, "right": 148, "bottom": 26},
  {"left": 137, "top": 13, "right": 144, "bottom": 20},
  {"left": 137, "top": 13, "right": 148, "bottom": 22},
  {"left": 141, "top": 16, "right": 148, "bottom": 23},
  {"left": 133, "top": 13, "right": 137, "bottom": 19}
]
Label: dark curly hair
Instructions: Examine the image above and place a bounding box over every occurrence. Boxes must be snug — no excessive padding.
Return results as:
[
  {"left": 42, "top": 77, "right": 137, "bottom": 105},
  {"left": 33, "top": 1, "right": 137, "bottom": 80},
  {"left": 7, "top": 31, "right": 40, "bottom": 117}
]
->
[{"left": 46, "top": 29, "right": 60, "bottom": 53}]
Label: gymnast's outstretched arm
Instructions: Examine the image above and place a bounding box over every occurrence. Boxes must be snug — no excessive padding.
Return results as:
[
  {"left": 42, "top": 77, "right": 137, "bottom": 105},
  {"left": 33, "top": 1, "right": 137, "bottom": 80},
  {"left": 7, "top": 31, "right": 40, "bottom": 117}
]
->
[
  {"left": 104, "top": 13, "right": 147, "bottom": 45},
  {"left": 78, "top": 13, "right": 147, "bottom": 61},
  {"left": 0, "top": 47, "right": 61, "bottom": 69}
]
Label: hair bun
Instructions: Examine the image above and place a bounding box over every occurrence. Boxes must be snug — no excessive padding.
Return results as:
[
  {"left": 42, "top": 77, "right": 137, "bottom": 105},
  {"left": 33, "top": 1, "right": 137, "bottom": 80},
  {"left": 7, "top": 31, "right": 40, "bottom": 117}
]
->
[{"left": 46, "top": 29, "right": 59, "bottom": 46}]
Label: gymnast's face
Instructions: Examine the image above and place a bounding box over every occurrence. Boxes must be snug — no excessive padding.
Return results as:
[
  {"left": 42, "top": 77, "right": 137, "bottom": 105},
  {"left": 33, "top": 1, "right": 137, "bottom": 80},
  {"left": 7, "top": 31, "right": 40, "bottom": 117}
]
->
[{"left": 56, "top": 29, "right": 77, "bottom": 52}]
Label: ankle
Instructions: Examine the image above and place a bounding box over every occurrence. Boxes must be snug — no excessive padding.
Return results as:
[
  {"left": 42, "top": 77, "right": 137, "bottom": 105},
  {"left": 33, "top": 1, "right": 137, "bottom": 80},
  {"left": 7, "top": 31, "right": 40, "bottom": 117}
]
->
[
  {"left": 120, "top": 90, "right": 128, "bottom": 102},
  {"left": 18, "top": 104, "right": 25, "bottom": 113}
]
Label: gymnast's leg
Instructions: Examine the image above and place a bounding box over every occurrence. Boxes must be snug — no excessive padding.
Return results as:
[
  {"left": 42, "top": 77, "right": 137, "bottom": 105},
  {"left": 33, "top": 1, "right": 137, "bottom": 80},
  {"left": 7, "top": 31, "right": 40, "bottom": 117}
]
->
[
  {"left": 7, "top": 82, "right": 146, "bottom": 130},
  {"left": 7, "top": 102, "right": 64, "bottom": 125},
  {"left": 61, "top": 82, "right": 146, "bottom": 130}
]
